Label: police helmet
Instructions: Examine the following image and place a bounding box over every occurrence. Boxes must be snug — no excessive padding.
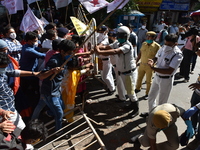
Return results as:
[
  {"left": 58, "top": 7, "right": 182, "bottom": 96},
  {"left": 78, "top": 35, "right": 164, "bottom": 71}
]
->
[{"left": 117, "top": 26, "right": 130, "bottom": 39}]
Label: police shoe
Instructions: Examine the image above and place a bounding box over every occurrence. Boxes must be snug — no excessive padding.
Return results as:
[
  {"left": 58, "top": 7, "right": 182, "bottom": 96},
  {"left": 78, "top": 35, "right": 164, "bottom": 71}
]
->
[
  {"left": 135, "top": 89, "right": 141, "bottom": 93},
  {"left": 139, "top": 112, "right": 149, "bottom": 118},
  {"left": 130, "top": 134, "right": 141, "bottom": 149},
  {"left": 144, "top": 95, "right": 148, "bottom": 100},
  {"left": 107, "top": 89, "right": 116, "bottom": 95}
]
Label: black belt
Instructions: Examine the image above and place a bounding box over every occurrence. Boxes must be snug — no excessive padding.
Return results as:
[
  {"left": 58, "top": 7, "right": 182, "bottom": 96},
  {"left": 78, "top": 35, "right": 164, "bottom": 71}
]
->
[
  {"left": 101, "top": 58, "right": 109, "bottom": 61},
  {"left": 156, "top": 74, "right": 173, "bottom": 79},
  {"left": 118, "top": 68, "right": 136, "bottom": 75},
  {"left": 178, "top": 44, "right": 184, "bottom": 45}
]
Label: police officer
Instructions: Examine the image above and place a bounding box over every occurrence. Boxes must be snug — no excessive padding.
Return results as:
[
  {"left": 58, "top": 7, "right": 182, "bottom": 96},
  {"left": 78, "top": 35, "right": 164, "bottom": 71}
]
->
[
  {"left": 143, "top": 34, "right": 183, "bottom": 116},
  {"left": 97, "top": 26, "right": 115, "bottom": 95},
  {"left": 95, "top": 26, "right": 138, "bottom": 117},
  {"left": 135, "top": 31, "right": 160, "bottom": 99}
]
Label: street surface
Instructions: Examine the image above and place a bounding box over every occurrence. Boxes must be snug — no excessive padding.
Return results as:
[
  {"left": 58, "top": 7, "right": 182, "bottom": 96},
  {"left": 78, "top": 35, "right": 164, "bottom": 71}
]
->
[{"left": 36, "top": 58, "right": 200, "bottom": 150}]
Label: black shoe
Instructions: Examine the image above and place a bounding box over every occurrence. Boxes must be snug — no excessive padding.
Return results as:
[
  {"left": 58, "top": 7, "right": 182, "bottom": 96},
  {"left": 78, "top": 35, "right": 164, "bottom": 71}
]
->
[
  {"left": 131, "top": 134, "right": 141, "bottom": 143},
  {"left": 115, "top": 94, "right": 129, "bottom": 99},
  {"left": 144, "top": 95, "right": 148, "bottom": 100},
  {"left": 124, "top": 101, "right": 138, "bottom": 110},
  {"left": 130, "top": 134, "right": 141, "bottom": 149},
  {"left": 135, "top": 89, "right": 141, "bottom": 93},
  {"left": 139, "top": 112, "right": 149, "bottom": 118},
  {"left": 108, "top": 89, "right": 116, "bottom": 95}
]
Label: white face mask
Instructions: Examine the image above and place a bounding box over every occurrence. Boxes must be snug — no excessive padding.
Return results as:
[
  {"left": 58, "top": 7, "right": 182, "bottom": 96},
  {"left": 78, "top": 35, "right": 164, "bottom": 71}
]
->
[
  {"left": 141, "top": 26, "right": 146, "bottom": 29},
  {"left": 9, "top": 33, "right": 16, "bottom": 39},
  {"left": 34, "top": 42, "right": 38, "bottom": 47}
]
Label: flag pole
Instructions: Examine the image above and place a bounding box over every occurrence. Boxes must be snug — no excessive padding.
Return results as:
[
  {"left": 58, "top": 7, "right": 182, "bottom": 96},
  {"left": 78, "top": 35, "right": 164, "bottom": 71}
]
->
[
  {"left": 6, "top": 9, "right": 10, "bottom": 26},
  {"left": 64, "top": 0, "right": 69, "bottom": 25},
  {"left": 50, "top": 0, "right": 127, "bottom": 80},
  {"left": 47, "top": 0, "right": 53, "bottom": 22},
  {"left": 36, "top": 0, "right": 43, "bottom": 18}
]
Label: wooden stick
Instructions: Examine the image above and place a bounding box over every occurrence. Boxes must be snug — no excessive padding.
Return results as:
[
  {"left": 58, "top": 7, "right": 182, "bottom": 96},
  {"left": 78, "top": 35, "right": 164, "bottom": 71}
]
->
[
  {"left": 36, "top": 0, "right": 43, "bottom": 18},
  {"left": 50, "top": 0, "right": 127, "bottom": 80},
  {"left": 47, "top": 0, "right": 53, "bottom": 22},
  {"left": 64, "top": 4, "right": 69, "bottom": 25}
]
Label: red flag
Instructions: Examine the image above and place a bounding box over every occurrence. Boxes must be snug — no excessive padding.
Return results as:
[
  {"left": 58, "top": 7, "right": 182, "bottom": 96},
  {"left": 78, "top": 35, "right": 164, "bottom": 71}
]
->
[{"left": 79, "top": 0, "right": 109, "bottom": 14}]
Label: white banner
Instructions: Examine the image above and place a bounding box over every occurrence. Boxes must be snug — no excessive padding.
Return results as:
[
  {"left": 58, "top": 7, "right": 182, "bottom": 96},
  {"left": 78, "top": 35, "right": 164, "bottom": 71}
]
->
[
  {"left": 79, "top": 0, "right": 108, "bottom": 14},
  {"left": 107, "top": 0, "right": 129, "bottom": 13},
  {"left": 1, "top": 0, "right": 24, "bottom": 14},
  {"left": 27, "top": 0, "right": 41, "bottom": 4},
  {"left": 54, "top": 0, "right": 72, "bottom": 9},
  {"left": 20, "top": 6, "right": 44, "bottom": 33}
]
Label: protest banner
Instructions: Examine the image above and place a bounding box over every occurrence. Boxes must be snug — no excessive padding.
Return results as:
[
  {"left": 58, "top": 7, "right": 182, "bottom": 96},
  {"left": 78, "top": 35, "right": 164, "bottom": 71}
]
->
[
  {"left": 70, "top": 17, "right": 87, "bottom": 36},
  {"left": 27, "top": 0, "right": 41, "bottom": 4},
  {"left": 1, "top": 0, "right": 24, "bottom": 14},
  {"left": 54, "top": 0, "right": 72, "bottom": 9},
  {"left": 107, "top": 0, "right": 129, "bottom": 13},
  {"left": 79, "top": 0, "right": 109, "bottom": 14},
  {"left": 20, "top": 6, "right": 44, "bottom": 33}
]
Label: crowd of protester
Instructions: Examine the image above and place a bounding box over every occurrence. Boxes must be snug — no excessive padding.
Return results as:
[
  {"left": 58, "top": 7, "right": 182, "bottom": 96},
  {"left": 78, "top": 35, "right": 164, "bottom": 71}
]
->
[{"left": 0, "top": 13, "right": 200, "bottom": 149}]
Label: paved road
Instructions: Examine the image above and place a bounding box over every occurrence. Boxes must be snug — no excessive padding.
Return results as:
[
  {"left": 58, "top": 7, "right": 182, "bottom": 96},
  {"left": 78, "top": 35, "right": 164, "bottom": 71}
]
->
[
  {"left": 84, "top": 58, "right": 200, "bottom": 150},
  {"left": 36, "top": 58, "right": 200, "bottom": 150}
]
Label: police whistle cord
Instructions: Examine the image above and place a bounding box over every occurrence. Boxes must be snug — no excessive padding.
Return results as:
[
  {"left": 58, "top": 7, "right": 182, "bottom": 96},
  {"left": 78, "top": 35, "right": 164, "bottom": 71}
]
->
[{"left": 50, "top": 0, "right": 127, "bottom": 81}]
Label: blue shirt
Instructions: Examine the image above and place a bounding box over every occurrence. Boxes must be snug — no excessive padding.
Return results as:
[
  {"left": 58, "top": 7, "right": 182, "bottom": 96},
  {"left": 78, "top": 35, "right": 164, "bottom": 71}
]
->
[
  {"left": 19, "top": 44, "right": 45, "bottom": 71},
  {"left": 0, "top": 73, "right": 15, "bottom": 112}
]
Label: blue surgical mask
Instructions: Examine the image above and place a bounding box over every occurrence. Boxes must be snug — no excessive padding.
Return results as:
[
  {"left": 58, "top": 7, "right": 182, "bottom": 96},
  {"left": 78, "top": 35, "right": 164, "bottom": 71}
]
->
[
  {"left": 146, "top": 40, "right": 153, "bottom": 44},
  {"left": 0, "top": 68, "right": 6, "bottom": 74},
  {"left": 118, "top": 38, "right": 126, "bottom": 44}
]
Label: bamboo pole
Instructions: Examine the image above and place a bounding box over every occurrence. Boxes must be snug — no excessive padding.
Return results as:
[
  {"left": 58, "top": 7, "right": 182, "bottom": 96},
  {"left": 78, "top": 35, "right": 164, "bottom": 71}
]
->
[
  {"left": 47, "top": 0, "right": 53, "bottom": 22},
  {"left": 36, "top": 0, "right": 43, "bottom": 18},
  {"left": 64, "top": 0, "right": 69, "bottom": 25},
  {"left": 50, "top": 0, "right": 127, "bottom": 80}
]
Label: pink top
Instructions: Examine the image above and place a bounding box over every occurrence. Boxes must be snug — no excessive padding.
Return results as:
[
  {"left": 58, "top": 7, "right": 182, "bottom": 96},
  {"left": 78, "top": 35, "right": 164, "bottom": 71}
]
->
[
  {"left": 185, "top": 36, "right": 200, "bottom": 51},
  {"left": 45, "top": 50, "right": 59, "bottom": 64}
]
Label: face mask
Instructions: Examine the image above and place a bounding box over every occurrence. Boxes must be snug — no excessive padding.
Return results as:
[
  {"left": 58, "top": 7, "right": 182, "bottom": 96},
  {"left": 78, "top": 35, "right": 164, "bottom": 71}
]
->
[
  {"left": 10, "top": 33, "right": 16, "bottom": 39},
  {"left": 117, "top": 38, "right": 126, "bottom": 44},
  {"left": 146, "top": 40, "right": 153, "bottom": 44},
  {"left": 34, "top": 42, "right": 38, "bottom": 47},
  {"left": 0, "top": 68, "right": 6, "bottom": 74},
  {"left": 141, "top": 26, "right": 146, "bottom": 29}
]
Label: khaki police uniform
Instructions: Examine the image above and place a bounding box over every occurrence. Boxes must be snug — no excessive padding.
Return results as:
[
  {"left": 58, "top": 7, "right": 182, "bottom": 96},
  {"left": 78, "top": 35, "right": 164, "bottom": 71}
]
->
[
  {"left": 139, "top": 103, "right": 185, "bottom": 150},
  {"left": 136, "top": 41, "right": 160, "bottom": 95}
]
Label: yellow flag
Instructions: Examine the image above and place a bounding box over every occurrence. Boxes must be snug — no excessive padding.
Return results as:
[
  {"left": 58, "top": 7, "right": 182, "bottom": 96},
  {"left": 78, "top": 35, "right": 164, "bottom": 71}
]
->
[{"left": 70, "top": 16, "right": 87, "bottom": 36}]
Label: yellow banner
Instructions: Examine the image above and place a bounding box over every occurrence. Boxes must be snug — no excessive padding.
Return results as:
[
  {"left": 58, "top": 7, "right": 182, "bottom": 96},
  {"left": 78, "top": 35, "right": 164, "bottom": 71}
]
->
[
  {"left": 137, "top": 0, "right": 162, "bottom": 7},
  {"left": 70, "top": 16, "right": 87, "bottom": 36}
]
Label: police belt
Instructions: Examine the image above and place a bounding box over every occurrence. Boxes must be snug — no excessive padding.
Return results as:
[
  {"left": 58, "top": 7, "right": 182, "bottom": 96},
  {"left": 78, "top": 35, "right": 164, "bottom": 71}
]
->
[
  {"left": 156, "top": 74, "right": 173, "bottom": 79},
  {"left": 101, "top": 58, "right": 109, "bottom": 61},
  {"left": 118, "top": 68, "right": 136, "bottom": 75}
]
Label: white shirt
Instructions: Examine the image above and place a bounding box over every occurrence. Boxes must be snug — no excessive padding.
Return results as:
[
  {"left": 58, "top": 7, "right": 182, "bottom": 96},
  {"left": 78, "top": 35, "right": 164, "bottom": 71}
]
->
[
  {"left": 110, "top": 41, "right": 136, "bottom": 72},
  {"left": 155, "top": 45, "right": 183, "bottom": 76},
  {"left": 42, "top": 39, "right": 52, "bottom": 49}
]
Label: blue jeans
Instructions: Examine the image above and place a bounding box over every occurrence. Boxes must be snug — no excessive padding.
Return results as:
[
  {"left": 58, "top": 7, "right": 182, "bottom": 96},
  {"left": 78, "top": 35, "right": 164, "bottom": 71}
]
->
[
  {"left": 190, "top": 92, "right": 200, "bottom": 139},
  {"left": 32, "top": 94, "right": 65, "bottom": 131}
]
